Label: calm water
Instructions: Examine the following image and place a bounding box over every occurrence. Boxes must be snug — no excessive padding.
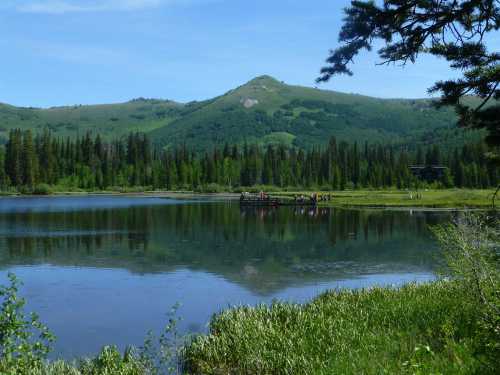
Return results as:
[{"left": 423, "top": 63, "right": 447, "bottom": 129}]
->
[{"left": 0, "top": 196, "right": 453, "bottom": 358}]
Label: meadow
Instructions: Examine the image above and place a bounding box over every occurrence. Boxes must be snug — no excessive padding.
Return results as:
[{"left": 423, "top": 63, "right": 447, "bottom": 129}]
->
[{"left": 287, "top": 189, "right": 497, "bottom": 208}]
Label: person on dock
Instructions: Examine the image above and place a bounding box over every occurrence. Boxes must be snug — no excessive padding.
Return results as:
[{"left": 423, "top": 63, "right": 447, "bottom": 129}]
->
[{"left": 310, "top": 193, "right": 318, "bottom": 204}]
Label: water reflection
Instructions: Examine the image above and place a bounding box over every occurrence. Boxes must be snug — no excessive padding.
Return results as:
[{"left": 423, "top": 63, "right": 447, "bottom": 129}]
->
[
  {"left": 0, "top": 200, "right": 448, "bottom": 295},
  {"left": 0, "top": 197, "right": 456, "bottom": 358}
]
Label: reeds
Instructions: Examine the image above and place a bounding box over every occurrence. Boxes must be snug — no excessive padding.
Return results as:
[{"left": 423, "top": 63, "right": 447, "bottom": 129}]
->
[{"left": 183, "top": 281, "right": 490, "bottom": 374}]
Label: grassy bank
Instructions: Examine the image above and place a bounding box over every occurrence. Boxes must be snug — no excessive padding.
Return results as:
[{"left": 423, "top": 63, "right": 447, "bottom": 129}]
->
[
  {"left": 182, "top": 214, "right": 499, "bottom": 374},
  {"left": 318, "top": 189, "right": 496, "bottom": 208},
  {"left": 261, "top": 188, "right": 495, "bottom": 208},
  {"left": 0, "top": 280, "right": 496, "bottom": 375},
  {"left": 183, "top": 281, "right": 484, "bottom": 374},
  {"left": 0, "top": 187, "right": 496, "bottom": 208}
]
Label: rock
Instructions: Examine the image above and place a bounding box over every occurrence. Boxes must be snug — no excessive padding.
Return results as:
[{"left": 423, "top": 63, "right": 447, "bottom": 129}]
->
[{"left": 241, "top": 98, "right": 259, "bottom": 108}]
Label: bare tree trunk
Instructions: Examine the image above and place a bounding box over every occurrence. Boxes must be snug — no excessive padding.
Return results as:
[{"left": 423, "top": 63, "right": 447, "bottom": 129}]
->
[{"left": 493, "top": 184, "right": 500, "bottom": 209}]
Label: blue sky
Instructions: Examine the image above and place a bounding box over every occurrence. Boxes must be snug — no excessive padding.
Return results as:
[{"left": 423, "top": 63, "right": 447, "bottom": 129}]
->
[{"left": 0, "top": 0, "right": 495, "bottom": 107}]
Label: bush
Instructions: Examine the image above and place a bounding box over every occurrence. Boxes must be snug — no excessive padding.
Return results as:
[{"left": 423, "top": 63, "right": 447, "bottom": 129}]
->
[
  {"left": 32, "top": 183, "right": 53, "bottom": 195},
  {"left": 17, "top": 185, "right": 32, "bottom": 195},
  {"left": 197, "top": 183, "right": 225, "bottom": 193},
  {"left": 432, "top": 213, "right": 500, "bottom": 368},
  {"left": 0, "top": 276, "right": 185, "bottom": 374},
  {"left": 0, "top": 273, "right": 55, "bottom": 373}
]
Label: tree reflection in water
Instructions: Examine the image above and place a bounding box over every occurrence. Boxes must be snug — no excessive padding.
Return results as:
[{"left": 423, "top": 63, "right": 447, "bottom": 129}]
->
[{"left": 0, "top": 201, "right": 452, "bottom": 294}]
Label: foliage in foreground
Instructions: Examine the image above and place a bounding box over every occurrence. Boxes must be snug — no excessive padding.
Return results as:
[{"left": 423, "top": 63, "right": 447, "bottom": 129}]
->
[
  {"left": 183, "top": 282, "right": 483, "bottom": 374},
  {"left": 184, "top": 214, "right": 499, "bottom": 374},
  {"left": 0, "top": 273, "right": 55, "bottom": 374},
  {"left": 318, "top": 0, "right": 499, "bottom": 150},
  {"left": 0, "top": 275, "right": 184, "bottom": 374}
]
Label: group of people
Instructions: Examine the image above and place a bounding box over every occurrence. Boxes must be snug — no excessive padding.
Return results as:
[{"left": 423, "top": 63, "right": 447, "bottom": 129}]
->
[
  {"left": 408, "top": 191, "right": 423, "bottom": 200},
  {"left": 239, "top": 191, "right": 333, "bottom": 204},
  {"left": 294, "top": 193, "right": 332, "bottom": 204}
]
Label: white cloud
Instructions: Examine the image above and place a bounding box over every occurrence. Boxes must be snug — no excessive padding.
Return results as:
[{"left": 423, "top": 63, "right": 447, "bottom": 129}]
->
[{"left": 16, "top": 0, "right": 173, "bottom": 14}]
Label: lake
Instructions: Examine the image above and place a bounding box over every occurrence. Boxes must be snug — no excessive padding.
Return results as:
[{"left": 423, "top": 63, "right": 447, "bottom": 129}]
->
[{"left": 0, "top": 196, "right": 453, "bottom": 359}]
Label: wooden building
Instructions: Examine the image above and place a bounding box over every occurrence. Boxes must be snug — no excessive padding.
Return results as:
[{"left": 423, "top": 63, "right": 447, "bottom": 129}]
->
[{"left": 409, "top": 165, "right": 448, "bottom": 182}]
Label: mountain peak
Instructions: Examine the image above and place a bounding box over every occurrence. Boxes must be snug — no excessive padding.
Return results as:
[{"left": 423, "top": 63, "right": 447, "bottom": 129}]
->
[
  {"left": 0, "top": 76, "right": 464, "bottom": 154},
  {"left": 247, "top": 75, "right": 281, "bottom": 85}
]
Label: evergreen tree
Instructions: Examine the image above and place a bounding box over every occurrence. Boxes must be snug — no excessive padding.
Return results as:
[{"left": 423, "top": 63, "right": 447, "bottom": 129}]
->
[
  {"left": 5, "top": 129, "right": 23, "bottom": 187},
  {"left": 21, "top": 130, "right": 37, "bottom": 188}
]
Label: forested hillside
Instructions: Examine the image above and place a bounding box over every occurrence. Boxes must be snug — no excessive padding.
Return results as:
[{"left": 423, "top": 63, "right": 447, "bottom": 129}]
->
[
  {"left": 0, "top": 76, "right": 482, "bottom": 152},
  {"left": 0, "top": 99, "right": 183, "bottom": 142},
  {"left": 151, "top": 76, "right": 478, "bottom": 151},
  {"left": 0, "top": 130, "right": 495, "bottom": 193}
]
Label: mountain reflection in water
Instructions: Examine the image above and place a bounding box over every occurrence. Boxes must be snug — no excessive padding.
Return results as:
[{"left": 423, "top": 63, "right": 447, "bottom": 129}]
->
[
  {"left": 0, "top": 200, "right": 449, "bottom": 294},
  {"left": 0, "top": 197, "right": 453, "bottom": 358}
]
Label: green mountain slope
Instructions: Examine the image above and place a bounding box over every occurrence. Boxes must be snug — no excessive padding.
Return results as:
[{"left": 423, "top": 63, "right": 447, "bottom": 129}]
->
[
  {"left": 150, "top": 76, "right": 477, "bottom": 151},
  {"left": 0, "top": 98, "right": 183, "bottom": 142},
  {"left": 0, "top": 75, "right": 481, "bottom": 150}
]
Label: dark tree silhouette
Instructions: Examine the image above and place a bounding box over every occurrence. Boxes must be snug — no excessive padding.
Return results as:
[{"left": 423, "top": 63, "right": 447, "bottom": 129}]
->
[
  {"left": 317, "top": 0, "right": 499, "bottom": 205},
  {"left": 0, "top": 130, "right": 497, "bottom": 192},
  {"left": 318, "top": 0, "right": 499, "bottom": 148}
]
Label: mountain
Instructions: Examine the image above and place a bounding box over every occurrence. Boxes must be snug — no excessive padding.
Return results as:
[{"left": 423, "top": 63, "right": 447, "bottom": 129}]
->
[
  {"left": 0, "top": 75, "right": 480, "bottom": 150},
  {"left": 0, "top": 98, "right": 184, "bottom": 142},
  {"left": 151, "top": 75, "right": 478, "bottom": 151}
]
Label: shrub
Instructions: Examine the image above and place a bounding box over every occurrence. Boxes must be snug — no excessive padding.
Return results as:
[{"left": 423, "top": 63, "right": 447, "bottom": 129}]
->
[
  {"left": 0, "top": 273, "right": 55, "bottom": 374},
  {"left": 17, "top": 185, "right": 32, "bottom": 195},
  {"left": 432, "top": 213, "right": 500, "bottom": 368},
  {"left": 32, "top": 183, "right": 53, "bottom": 195},
  {"left": 198, "top": 183, "right": 225, "bottom": 193},
  {"left": 0, "top": 277, "right": 185, "bottom": 374}
]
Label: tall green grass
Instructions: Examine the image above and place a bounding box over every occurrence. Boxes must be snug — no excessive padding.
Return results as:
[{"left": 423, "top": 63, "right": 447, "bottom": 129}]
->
[
  {"left": 183, "top": 213, "right": 499, "bottom": 374},
  {"left": 183, "top": 281, "right": 487, "bottom": 374}
]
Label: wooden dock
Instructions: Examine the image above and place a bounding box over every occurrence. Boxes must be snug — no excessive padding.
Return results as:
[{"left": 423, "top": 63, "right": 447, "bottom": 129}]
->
[{"left": 239, "top": 198, "right": 317, "bottom": 207}]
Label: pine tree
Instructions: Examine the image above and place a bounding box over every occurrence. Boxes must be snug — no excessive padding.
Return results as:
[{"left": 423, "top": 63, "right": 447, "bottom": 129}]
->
[
  {"left": 21, "top": 130, "right": 37, "bottom": 188},
  {"left": 0, "top": 146, "right": 8, "bottom": 188},
  {"left": 5, "top": 129, "right": 23, "bottom": 186}
]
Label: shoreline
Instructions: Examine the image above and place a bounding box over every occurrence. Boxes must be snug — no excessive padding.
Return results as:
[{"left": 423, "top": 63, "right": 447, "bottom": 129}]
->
[
  {"left": 0, "top": 189, "right": 494, "bottom": 210},
  {"left": 0, "top": 190, "right": 241, "bottom": 200}
]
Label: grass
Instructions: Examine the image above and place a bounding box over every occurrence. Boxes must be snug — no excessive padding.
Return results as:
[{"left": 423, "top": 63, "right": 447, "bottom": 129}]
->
[
  {"left": 183, "top": 281, "right": 488, "bottom": 374},
  {"left": 0, "top": 187, "right": 495, "bottom": 208},
  {"left": 276, "top": 188, "right": 496, "bottom": 208},
  {"left": 182, "top": 214, "right": 499, "bottom": 374},
  {"left": 325, "top": 189, "right": 496, "bottom": 208},
  {"left": 0, "top": 280, "right": 491, "bottom": 375}
]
